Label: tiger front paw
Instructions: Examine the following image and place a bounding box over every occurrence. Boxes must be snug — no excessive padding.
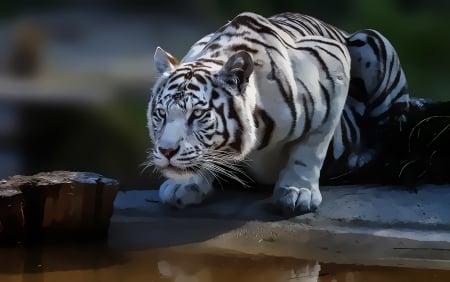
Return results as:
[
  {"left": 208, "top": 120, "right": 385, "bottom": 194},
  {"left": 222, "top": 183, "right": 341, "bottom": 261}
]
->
[
  {"left": 158, "top": 178, "right": 212, "bottom": 208},
  {"left": 273, "top": 186, "right": 322, "bottom": 216}
]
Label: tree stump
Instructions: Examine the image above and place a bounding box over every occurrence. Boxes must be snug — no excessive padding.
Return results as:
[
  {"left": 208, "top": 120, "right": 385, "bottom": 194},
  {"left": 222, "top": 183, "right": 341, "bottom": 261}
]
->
[{"left": 0, "top": 171, "right": 119, "bottom": 245}]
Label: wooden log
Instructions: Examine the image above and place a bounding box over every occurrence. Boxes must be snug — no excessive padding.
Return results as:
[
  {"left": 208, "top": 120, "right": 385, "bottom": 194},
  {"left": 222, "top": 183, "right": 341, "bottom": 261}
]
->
[
  {"left": 0, "top": 184, "right": 25, "bottom": 244},
  {"left": 0, "top": 171, "right": 119, "bottom": 244}
]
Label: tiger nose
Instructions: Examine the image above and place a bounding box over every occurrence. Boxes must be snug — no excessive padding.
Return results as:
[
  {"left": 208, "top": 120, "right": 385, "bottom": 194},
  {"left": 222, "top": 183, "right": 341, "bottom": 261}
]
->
[{"left": 158, "top": 145, "right": 180, "bottom": 159}]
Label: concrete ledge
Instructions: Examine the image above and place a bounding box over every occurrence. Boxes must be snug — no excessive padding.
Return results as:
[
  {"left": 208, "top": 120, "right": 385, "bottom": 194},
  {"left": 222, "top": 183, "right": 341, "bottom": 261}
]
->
[{"left": 110, "top": 185, "right": 450, "bottom": 270}]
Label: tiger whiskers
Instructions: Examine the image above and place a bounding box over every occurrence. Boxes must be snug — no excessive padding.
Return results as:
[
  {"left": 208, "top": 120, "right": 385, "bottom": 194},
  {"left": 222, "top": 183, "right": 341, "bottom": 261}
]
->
[
  {"left": 139, "top": 147, "right": 253, "bottom": 188},
  {"left": 398, "top": 159, "right": 417, "bottom": 179},
  {"left": 408, "top": 115, "right": 450, "bottom": 152},
  {"left": 200, "top": 149, "right": 253, "bottom": 187},
  {"left": 140, "top": 148, "right": 158, "bottom": 175},
  {"left": 196, "top": 165, "right": 216, "bottom": 186},
  {"left": 428, "top": 123, "right": 450, "bottom": 148}
]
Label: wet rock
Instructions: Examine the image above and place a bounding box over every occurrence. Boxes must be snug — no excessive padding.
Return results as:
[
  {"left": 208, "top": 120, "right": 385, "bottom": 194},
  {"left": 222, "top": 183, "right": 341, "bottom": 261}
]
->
[{"left": 0, "top": 171, "right": 119, "bottom": 245}]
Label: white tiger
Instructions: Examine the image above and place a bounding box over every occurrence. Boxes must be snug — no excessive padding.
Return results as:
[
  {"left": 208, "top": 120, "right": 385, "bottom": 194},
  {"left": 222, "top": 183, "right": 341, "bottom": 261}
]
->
[{"left": 147, "top": 12, "right": 409, "bottom": 215}]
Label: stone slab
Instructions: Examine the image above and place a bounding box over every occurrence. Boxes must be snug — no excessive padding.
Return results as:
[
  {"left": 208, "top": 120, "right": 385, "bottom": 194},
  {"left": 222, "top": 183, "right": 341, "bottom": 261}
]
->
[{"left": 110, "top": 185, "right": 450, "bottom": 269}]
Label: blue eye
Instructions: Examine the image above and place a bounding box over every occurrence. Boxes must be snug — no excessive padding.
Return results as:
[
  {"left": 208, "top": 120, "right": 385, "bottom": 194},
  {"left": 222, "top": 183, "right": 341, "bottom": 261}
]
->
[
  {"left": 192, "top": 109, "right": 204, "bottom": 118},
  {"left": 155, "top": 108, "right": 166, "bottom": 118}
]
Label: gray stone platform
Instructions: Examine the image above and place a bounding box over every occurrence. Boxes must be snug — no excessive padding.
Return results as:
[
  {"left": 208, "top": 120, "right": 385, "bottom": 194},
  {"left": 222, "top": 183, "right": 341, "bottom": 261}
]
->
[{"left": 110, "top": 185, "right": 450, "bottom": 270}]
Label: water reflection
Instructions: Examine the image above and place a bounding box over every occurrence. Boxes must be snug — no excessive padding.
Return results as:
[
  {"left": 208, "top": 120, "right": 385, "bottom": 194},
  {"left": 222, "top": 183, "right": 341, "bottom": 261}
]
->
[
  {"left": 157, "top": 255, "right": 321, "bottom": 282},
  {"left": 153, "top": 250, "right": 450, "bottom": 282},
  {"left": 0, "top": 245, "right": 450, "bottom": 282}
]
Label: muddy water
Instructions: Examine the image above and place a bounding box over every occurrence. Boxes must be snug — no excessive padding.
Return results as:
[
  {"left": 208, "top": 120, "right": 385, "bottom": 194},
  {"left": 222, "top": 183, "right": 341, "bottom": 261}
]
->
[{"left": 1, "top": 244, "right": 449, "bottom": 282}]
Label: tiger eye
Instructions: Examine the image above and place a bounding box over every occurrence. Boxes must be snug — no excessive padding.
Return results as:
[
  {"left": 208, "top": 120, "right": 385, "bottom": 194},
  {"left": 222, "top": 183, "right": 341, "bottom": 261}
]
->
[{"left": 156, "top": 108, "right": 166, "bottom": 117}]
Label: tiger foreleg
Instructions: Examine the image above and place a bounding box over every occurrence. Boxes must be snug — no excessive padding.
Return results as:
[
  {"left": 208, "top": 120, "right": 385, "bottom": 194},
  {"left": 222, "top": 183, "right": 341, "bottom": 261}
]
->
[
  {"left": 271, "top": 37, "right": 351, "bottom": 216},
  {"left": 272, "top": 82, "right": 350, "bottom": 215},
  {"left": 159, "top": 174, "right": 214, "bottom": 208},
  {"left": 272, "top": 130, "right": 336, "bottom": 215}
]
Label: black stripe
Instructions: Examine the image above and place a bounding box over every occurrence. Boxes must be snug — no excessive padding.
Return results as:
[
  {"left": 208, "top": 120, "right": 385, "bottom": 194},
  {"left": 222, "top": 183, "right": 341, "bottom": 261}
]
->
[
  {"left": 325, "top": 25, "right": 346, "bottom": 42},
  {"left": 267, "top": 51, "right": 297, "bottom": 136},
  {"left": 214, "top": 104, "right": 229, "bottom": 150},
  {"left": 194, "top": 73, "right": 207, "bottom": 84},
  {"left": 232, "top": 14, "right": 295, "bottom": 49},
  {"left": 370, "top": 57, "right": 400, "bottom": 110},
  {"left": 197, "top": 58, "right": 224, "bottom": 65},
  {"left": 302, "top": 15, "right": 324, "bottom": 35},
  {"left": 194, "top": 41, "right": 208, "bottom": 46},
  {"left": 294, "top": 160, "right": 307, "bottom": 167},
  {"left": 253, "top": 110, "right": 259, "bottom": 128},
  {"left": 302, "top": 95, "right": 312, "bottom": 136},
  {"left": 171, "top": 67, "right": 191, "bottom": 73},
  {"left": 298, "top": 38, "right": 348, "bottom": 63},
  {"left": 295, "top": 78, "right": 314, "bottom": 142},
  {"left": 270, "top": 19, "right": 297, "bottom": 38},
  {"left": 193, "top": 131, "right": 205, "bottom": 144},
  {"left": 392, "top": 85, "right": 409, "bottom": 102},
  {"left": 203, "top": 123, "right": 215, "bottom": 131},
  {"left": 370, "top": 85, "right": 408, "bottom": 120},
  {"left": 347, "top": 39, "right": 365, "bottom": 47},
  {"left": 383, "top": 53, "right": 398, "bottom": 92},
  {"left": 207, "top": 43, "right": 221, "bottom": 50},
  {"left": 226, "top": 97, "right": 244, "bottom": 152},
  {"left": 317, "top": 46, "right": 346, "bottom": 70},
  {"left": 367, "top": 35, "right": 382, "bottom": 66},
  {"left": 169, "top": 73, "right": 190, "bottom": 82},
  {"left": 187, "top": 84, "right": 200, "bottom": 91},
  {"left": 221, "top": 31, "right": 251, "bottom": 38},
  {"left": 228, "top": 44, "right": 259, "bottom": 53},
  {"left": 244, "top": 37, "right": 285, "bottom": 57},
  {"left": 255, "top": 108, "right": 275, "bottom": 150},
  {"left": 167, "top": 84, "right": 178, "bottom": 90},
  {"left": 187, "top": 112, "right": 197, "bottom": 125},
  {"left": 290, "top": 17, "right": 316, "bottom": 35},
  {"left": 320, "top": 82, "right": 331, "bottom": 124},
  {"left": 277, "top": 15, "right": 307, "bottom": 36},
  {"left": 297, "top": 46, "right": 335, "bottom": 92}
]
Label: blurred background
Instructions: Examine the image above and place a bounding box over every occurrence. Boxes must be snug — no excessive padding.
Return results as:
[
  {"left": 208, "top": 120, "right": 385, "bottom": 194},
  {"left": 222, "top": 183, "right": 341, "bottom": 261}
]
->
[{"left": 0, "top": 0, "right": 449, "bottom": 189}]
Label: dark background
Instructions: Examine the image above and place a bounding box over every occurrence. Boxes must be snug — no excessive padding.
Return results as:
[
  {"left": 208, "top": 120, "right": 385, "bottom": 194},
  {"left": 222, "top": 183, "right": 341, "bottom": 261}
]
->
[{"left": 0, "top": 0, "right": 449, "bottom": 188}]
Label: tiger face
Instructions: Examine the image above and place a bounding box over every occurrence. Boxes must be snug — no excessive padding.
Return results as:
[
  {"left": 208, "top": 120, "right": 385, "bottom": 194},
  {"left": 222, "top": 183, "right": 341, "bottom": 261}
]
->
[{"left": 147, "top": 47, "right": 257, "bottom": 180}]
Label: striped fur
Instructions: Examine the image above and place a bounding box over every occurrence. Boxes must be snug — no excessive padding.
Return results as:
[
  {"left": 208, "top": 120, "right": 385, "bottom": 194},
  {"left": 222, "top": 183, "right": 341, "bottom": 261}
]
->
[{"left": 147, "top": 12, "right": 410, "bottom": 215}]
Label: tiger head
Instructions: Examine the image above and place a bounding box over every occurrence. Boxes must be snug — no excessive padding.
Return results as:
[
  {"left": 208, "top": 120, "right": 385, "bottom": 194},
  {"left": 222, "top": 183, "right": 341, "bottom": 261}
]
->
[{"left": 147, "top": 47, "right": 257, "bottom": 180}]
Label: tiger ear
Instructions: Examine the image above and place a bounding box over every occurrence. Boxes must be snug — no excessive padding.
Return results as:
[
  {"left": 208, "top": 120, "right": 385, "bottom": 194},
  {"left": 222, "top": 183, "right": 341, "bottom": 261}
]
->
[
  {"left": 154, "top": 47, "right": 180, "bottom": 74},
  {"left": 218, "top": 51, "right": 254, "bottom": 93}
]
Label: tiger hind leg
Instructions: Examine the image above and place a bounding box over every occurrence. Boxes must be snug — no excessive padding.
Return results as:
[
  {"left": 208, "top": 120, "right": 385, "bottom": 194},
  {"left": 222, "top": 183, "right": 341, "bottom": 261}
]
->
[
  {"left": 346, "top": 29, "right": 410, "bottom": 125},
  {"left": 335, "top": 29, "right": 411, "bottom": 172}
]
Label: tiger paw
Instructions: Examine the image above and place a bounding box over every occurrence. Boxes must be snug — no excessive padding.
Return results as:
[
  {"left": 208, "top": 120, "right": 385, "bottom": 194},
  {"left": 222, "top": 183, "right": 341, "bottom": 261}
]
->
[
  {"left": 158, "top": 178, "right": 212, "bottom": 208},
  {"left": 348, "top": 148, "right": 377, "bottom": 169},
  {"left": 272, "top": 186, "right": 322, "bottom": 216}
]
